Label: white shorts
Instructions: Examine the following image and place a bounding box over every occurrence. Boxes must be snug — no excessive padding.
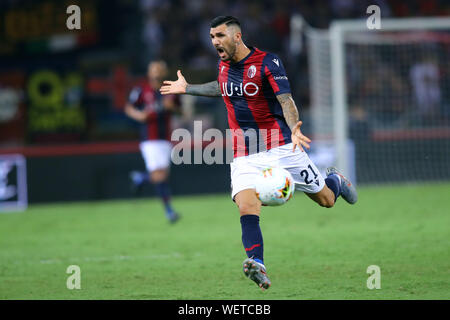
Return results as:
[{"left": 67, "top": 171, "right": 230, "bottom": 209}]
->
[
  {"left": 139, "top": 140, "right": 173, "bottom": 172},
  {"left": 230, "top": 143, "right": 326, "bottom": 199}
]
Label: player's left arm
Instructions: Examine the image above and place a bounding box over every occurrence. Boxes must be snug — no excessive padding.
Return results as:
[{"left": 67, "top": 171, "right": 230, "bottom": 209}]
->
[
  {"left": 264, "top": 53, "right": 311, "bottom": 152},
  {"left": 276, "top": 93, "right": 311, "bottom": 152}
]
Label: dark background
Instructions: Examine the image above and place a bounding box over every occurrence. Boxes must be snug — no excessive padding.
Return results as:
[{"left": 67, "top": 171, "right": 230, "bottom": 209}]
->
[{"left": 0, "top": 0, "right": 449, "bottom": 203}]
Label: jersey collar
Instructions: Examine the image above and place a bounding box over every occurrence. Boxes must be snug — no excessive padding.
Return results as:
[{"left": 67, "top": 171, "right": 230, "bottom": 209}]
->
[{"left": 229, "top": 46, "right": 256, "bottom": 66}]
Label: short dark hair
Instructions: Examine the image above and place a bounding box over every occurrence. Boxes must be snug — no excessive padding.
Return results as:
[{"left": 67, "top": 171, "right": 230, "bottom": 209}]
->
[{"left": 210, "top": 16, "right": 241, "bottom": 29}]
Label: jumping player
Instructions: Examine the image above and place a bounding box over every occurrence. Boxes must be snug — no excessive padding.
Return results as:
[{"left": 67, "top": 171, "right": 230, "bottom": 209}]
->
[
  {"left": 125, "top": 60, "right": 180, "bottom": 224},
  {"left": 160, "top": 16, "right": 357, "bottom": 289}
]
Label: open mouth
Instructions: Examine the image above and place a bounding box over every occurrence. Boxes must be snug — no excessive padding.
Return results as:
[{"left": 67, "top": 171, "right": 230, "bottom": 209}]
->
[{"left": 216, "top": 47, "right": 226, "bottom": 58}]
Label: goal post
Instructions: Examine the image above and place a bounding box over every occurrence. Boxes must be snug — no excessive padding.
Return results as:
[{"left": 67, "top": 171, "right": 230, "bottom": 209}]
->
[
  {"left": 306, "top": 16, "right": 450, "bottom": 184},
  {"left": 329, "top": 17, "right": 450, "bottom": 178}
]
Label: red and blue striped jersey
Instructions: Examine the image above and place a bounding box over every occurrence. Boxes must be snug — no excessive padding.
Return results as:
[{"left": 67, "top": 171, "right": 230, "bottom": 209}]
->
[
  {"left": 128, "top": 83, "right": 179, "bottom": 141},
  {"left": 217, "top": 47, "right": 293, "bottom": 158}
]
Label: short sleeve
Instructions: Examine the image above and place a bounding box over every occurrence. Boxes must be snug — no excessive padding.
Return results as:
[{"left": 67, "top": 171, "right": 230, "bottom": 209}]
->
[
  {"left": 263, "top": 53, "right": 291, "bottom": 95},
  {"left": 216, "top": 60, "right": 222, "bottom": 80},
  {"left": 128, "top": 87, "right": 142, "bottom": 106}
]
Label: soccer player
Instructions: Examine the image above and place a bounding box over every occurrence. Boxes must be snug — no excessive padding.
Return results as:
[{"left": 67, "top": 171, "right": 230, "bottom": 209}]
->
[
  {"left": 125, "top": 60, "right": 180, "bottom": 224},
  {"left": 160, "top": 16, "right": 357, "bottom": 289}
]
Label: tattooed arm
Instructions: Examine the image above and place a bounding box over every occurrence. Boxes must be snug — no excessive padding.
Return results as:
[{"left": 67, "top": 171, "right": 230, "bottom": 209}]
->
[
  {"left": 277, "top": 93, "right": 311, "bottom": 152},
  {"left": 186, "top": 81, "right": 221, "bottom": 97},
  {"left": 160, "top": 70, "right": 221, "bottom": 97},
  {"left": 277, "top": 93, "right": 299, "bottom": 129}
]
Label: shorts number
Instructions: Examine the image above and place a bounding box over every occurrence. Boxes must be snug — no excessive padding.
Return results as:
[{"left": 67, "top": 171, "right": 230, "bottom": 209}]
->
[{"left": 300, "top": 165, "right": 318, "bottom": 184}]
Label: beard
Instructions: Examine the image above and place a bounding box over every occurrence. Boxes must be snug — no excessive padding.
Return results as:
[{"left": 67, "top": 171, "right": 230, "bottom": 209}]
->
[{"left": 217, "top": 43, "right": 237, "bottom": 61}]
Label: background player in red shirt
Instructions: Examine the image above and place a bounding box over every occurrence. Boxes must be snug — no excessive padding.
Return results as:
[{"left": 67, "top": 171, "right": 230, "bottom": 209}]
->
[
  {"left": 125, "top": 60, "right": 180, "bottom": 223},
  {"left": 160, "top": 16, "right": 357, "bottom": 289}
]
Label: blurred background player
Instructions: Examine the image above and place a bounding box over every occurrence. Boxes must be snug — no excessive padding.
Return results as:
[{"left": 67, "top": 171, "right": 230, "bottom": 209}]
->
[
  {"left": 125, "top": 60, "right": 180, "bottom": 223},
  {"left": 160, "top": 16, "right": 357, "bottom": 290}
]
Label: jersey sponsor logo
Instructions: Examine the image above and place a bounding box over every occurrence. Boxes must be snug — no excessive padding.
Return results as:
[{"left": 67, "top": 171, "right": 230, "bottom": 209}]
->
[
  {"left": 272, "top": 58, "right": 279, "bottom": 67},
  {"left": 247, "top": 65, "right": 257, "bottom": 78},
  {"left": 221, "top": 82, "right": 259, "bottom": 97},
  {"left": 273, "top": 75, "right": 288, "bottom": 80}
]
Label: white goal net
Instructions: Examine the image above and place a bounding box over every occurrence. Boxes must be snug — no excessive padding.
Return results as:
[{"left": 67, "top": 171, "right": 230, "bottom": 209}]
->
[{"left": 306, "top": 17, "right": 450, "bottom": 184}]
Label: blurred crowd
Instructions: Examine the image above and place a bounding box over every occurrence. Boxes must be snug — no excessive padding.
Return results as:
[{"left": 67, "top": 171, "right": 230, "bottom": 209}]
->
[
  {"left": 348, "top": 38, "right": 450, "bottom": 136},
  {"left": 138, "top": 0, "right": 450, "bottom": 130},
  {"left": 140, "top": 0, "right": 450, "bottom": 66}
]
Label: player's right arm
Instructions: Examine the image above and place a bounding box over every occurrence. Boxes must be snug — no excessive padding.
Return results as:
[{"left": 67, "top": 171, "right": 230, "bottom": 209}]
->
[
  {"left": 124, "top": 87, "right": 148, "bottom": 122},
  {"left": 160, "top": 70, "right": 221, "bottom": 97},
  {"left": 124, "top": 103, "right": 148, "bottom": 123}
]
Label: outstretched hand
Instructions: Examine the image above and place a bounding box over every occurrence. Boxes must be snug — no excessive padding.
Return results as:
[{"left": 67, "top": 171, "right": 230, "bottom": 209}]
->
[
  {"left": 291, "top": 121, "right": 311, "bottom": 152},
  {"left": 160, "top": 70, "right": 188, "bottom": 95}
]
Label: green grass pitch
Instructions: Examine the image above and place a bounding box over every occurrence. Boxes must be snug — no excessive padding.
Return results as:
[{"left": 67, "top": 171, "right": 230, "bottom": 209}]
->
[{"left": 0, "top": 183, "right": 449, "bottom": 299}]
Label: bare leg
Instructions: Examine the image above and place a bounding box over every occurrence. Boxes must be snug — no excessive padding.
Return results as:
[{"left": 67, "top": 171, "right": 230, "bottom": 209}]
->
[
  {"left": 305, "top": 185, "right": 336, "bottom": 208},
  {"left": 234, "top": 189, "right": 261, "bottom": 216},
  {"left": 150, "top": 168, "right": 169, "bottom": 183}
]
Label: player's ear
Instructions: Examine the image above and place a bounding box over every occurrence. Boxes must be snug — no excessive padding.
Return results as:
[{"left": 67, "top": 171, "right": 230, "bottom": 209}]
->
[{"left": 235, "top": 32, "right": 242, "bottom": 45}]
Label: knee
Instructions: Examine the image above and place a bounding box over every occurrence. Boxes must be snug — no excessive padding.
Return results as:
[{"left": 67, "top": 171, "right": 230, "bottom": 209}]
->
[
  {"left": 234, "top": 189, "right": 261, "bottom": 215},
  {"left": 151, "top": 170, "right": 167, "bottom": 183},
  {"left": 238, "top": 201, "right": 259, "bottom": 215},
  {"left": 310, "top": 187, "right": 336, "bottom": 208},
  {"left": 318, "top": 196, "right": 335, "bottom": 208}
]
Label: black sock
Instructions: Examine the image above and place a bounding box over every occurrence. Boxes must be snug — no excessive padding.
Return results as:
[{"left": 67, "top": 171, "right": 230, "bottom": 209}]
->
[
  {"left": 240, "top": 215, "right": 264, "bottom": 265},
  {"left": 154, "top": 182, "right": 173, "bottom": 212}
]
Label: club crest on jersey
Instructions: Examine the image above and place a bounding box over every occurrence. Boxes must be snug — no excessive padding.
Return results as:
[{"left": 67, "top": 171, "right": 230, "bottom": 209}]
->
[
  {"left": 247, "top": 65, "right": 257, "bottom": 78},
  {"left": 221, "top": 82, "right": 259, "bottom": 97}
]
